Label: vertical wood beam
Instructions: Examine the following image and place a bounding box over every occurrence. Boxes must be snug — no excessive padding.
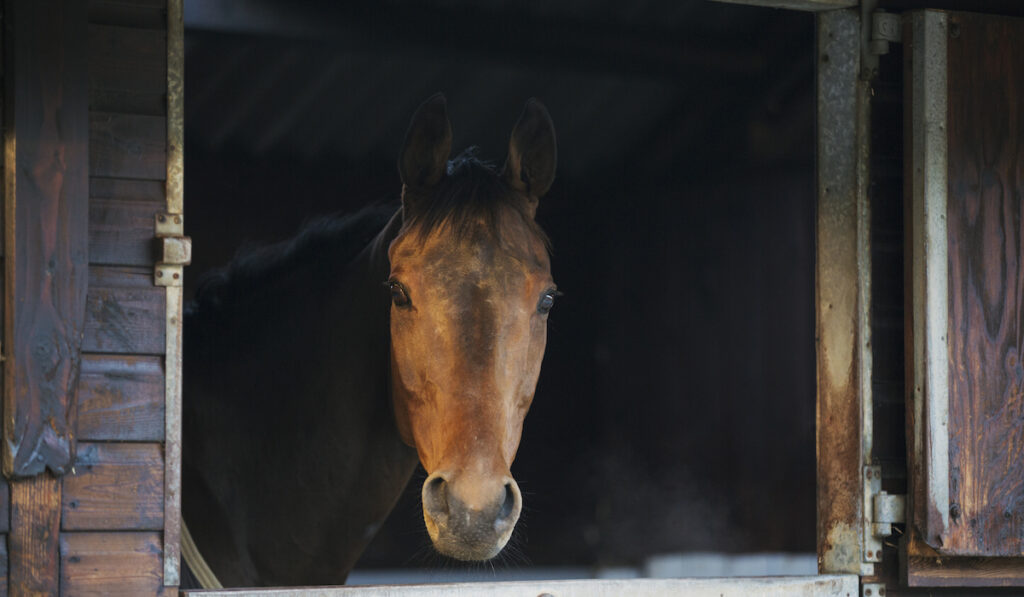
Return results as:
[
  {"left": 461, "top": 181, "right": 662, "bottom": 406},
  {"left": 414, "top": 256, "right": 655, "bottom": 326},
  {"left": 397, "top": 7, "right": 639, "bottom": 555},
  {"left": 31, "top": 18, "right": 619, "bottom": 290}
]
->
[
  {"left": 3, "top": 0, "right": 88, "bottom": 594},
  {"left": 9, "top": 475, "right": 61, "bottom": 596},
  {"left": 815, "top": 8, "right": 874, "bottom": 576},
  {"left": 2, "top": 0, "right": 89, "bottom": 478}
]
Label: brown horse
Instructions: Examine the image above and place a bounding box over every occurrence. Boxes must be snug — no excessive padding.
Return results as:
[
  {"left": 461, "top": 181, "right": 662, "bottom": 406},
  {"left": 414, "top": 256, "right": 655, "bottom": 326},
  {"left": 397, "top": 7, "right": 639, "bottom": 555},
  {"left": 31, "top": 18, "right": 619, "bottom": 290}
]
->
[{"left": 181, "top": 94, "right": 558, "bottom": 586}]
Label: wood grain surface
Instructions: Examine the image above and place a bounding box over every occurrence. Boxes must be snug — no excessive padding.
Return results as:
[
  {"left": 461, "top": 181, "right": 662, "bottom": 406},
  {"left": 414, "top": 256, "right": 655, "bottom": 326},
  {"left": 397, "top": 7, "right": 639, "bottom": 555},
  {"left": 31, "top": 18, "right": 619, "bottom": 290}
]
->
[
  {"left": 62, "top": 443, "right": 164, "bottom": 530},
  {"left": 77, "top": 355, "right": 164, "bottom": 441},
  {"left": 9, "top": 474, "right": 62, "bottom": 596},
  {"left": 83, "top": 267, "right": 166, "bottom": 355},
  {"left": 60, "top": 532, "right": 165, "bottom": 596},
  {"left": 944, "top": 11, "right": 1024, "bottom": 558},
  {"left": 3, "top": 0, "right": 89, "bottom": 479}
]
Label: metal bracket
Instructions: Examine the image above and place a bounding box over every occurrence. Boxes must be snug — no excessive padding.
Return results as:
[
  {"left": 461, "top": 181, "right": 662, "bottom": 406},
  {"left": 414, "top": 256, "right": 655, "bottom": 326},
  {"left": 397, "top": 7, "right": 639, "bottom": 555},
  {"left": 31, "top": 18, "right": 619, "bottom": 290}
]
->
[
  {"left": 155, "top": 213, "right": 191, "bottom": 288},
  {"left": 863, "top": 465, "right": 906, "bottom": 564},
  {"left": 862, "top": 582, "right": 886, "bottom": 597},
  {"left": 870, "top": 11, "right": 902, "bottom": 55}
]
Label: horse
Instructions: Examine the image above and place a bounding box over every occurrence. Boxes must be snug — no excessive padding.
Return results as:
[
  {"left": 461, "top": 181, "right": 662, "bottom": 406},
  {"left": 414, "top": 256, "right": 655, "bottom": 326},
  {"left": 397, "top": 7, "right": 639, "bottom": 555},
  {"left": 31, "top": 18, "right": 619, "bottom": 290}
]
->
[{"left": 181, "top": 94, "right": 559, "bottom": 587}]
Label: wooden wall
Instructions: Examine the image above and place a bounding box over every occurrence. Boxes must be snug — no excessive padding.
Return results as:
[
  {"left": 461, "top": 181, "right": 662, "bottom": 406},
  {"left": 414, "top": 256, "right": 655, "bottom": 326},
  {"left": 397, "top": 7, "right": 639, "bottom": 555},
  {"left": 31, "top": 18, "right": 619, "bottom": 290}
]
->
[
  {"left": 1, "top": 1, "right": 172, "bottom": 594},
  {"left": 59, "top": 2, "right": 170, "bottom": 593}
]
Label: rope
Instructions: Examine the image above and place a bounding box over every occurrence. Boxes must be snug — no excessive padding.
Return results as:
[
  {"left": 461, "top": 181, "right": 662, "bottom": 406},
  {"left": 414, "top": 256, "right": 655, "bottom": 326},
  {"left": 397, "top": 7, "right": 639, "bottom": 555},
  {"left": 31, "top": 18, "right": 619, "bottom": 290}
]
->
[{"left": 182, "top": 519, "right": 224, "bottom": 589}]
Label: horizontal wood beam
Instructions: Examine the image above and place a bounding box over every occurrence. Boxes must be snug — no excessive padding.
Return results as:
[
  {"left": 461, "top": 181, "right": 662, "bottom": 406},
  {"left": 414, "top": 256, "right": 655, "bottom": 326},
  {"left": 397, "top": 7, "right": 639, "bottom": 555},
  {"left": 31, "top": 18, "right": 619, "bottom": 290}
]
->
[
  {"left": 710, "top": 0, "right": 857, "bottom": 10},
  {"left": 184, "top": 0, "right": 771, "bottom": 79}
]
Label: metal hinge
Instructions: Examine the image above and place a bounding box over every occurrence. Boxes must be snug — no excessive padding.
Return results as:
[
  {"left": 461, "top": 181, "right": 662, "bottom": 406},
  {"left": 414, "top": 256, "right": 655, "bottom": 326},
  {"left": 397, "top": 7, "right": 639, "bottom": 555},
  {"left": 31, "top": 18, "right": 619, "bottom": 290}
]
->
[
  {"left": 870, "top": 11, "right": 902, "bottom": 55},
  {"left": 155, "top": 213, "right": 192, "bottom": 287},
  {"left": 863, "top": 465, "right": 906, "bottom": 564}
]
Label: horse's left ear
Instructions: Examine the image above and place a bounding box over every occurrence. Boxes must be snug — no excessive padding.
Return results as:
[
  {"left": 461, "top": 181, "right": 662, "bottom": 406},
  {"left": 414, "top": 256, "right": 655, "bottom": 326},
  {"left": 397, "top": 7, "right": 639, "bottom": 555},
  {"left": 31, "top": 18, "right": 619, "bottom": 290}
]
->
[
  {"left": 399, "top": 93, "right": 453, "bottom": 194},
  {"left": 502, "top": 99, "right": 557, "bottom": 213}
]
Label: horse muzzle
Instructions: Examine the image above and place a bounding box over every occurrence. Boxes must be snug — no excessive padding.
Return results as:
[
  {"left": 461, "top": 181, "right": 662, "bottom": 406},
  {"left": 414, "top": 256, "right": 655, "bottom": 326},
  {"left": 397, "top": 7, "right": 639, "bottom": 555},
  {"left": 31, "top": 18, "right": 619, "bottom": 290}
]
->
[{"left": 421, "top": 469, "right": 522, "bottom": 561}]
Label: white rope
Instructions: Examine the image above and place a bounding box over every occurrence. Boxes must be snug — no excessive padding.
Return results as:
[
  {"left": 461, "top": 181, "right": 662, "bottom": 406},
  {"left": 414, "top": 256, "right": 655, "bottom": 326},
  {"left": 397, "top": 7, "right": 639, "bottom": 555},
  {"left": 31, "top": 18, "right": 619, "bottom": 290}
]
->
[{"left": 181, "top": 518, "right": 224, "bottom": 589}]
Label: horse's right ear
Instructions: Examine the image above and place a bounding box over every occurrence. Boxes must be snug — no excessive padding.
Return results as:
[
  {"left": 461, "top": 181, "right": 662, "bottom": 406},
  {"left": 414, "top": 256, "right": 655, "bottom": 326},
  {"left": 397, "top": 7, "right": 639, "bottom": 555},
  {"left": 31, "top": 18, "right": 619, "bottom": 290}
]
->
[{"left": 399, "top": 93, "right": 452, "bottom": 198}]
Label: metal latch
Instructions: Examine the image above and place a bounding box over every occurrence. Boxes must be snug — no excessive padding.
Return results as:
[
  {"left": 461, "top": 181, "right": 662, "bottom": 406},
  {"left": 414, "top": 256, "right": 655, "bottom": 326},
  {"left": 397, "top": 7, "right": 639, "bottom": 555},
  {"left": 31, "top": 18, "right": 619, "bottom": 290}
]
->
[
  {"left": 155, "top": 213, "right": 192, "bottom": 287},
  {"left": 863, "top": 465, "right": 906, "bottom": 564},
  {"left": 870, "top": 11, "right": 902, "bottom": 55}
]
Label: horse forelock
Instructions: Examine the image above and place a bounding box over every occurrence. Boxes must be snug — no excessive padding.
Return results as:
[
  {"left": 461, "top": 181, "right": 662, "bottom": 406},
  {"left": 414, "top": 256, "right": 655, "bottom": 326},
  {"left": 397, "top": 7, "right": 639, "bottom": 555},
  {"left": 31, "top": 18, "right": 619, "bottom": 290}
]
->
[{"left": 401, "top": 148, "right": 551, "bottom": 255}]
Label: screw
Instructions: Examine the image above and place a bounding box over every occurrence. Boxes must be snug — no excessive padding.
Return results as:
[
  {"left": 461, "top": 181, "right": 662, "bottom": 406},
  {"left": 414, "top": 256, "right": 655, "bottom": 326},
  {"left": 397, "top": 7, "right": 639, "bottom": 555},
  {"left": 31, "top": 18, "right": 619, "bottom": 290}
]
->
[
  {"left": 158, "top": 215, "right": 166, "bottom": 222},
  {"left": 867, "top": 550, "right": 874, "bottom": 558},
  {"left": 156, "top": 270, "right": 163, "bottom": 278},
  {"left": 173, "top": 272, "right": 180, "bottom": 280},
  {"left": 174, "top": 216, "right": 181, "bottom": 224},
  {"left": 879, "top": 589, "right": 886, "bottom": 596},
  {"left": 866, "top": 589, "right": 873, "bottom": 596}
]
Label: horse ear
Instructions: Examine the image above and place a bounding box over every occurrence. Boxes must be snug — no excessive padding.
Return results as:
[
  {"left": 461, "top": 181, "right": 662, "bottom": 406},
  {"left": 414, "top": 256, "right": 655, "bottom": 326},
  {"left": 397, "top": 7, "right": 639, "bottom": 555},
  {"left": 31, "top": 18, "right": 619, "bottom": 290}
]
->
[
  {"left": 502, "top": 98, "right": 557, "bottom": 209},
  {"left": 399, "top": 93, "right": 452, "bottom": 194}
]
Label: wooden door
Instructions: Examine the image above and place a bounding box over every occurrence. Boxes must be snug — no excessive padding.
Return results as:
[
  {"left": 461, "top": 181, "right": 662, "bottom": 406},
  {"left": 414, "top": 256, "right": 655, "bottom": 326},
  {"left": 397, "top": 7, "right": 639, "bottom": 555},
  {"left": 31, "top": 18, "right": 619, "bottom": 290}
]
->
[{"left": 906, "top": 9, "right": 1024, "bottom": 587}]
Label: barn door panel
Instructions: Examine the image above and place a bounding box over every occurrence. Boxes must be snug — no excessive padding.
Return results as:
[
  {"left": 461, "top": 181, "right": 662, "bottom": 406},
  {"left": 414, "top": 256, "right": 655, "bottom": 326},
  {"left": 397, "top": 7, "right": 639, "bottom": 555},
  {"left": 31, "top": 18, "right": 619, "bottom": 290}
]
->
[{"left": 907, "top": 9, "right": 1024, "bottom": 586}]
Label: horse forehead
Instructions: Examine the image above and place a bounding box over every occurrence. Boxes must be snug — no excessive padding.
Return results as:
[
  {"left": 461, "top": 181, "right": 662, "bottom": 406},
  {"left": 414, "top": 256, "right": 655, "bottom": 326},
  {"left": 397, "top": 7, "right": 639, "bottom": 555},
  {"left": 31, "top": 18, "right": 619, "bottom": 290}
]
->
[
  {"left": 407, "top": 236, "right": 544, "bottom": 284},
  {"left": 422, "top": 248, "right": 529, "bottom": 294}
]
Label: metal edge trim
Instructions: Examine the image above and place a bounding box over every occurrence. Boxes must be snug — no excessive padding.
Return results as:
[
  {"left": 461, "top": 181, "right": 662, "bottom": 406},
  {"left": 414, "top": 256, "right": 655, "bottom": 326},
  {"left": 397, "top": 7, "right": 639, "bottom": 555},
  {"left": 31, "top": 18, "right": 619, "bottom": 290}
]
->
[
  {"left": 180, "top": 575, "right": 861, "bottom": 597},
  {"left": 164, "top": 0, "right": 185, "bottom": 586},
  {"left": 910, "top": 9, "right": 950, "bottom": 547},
  {"left": 814, "top": 8, "right": 872, "bottom": 576},
  {"left": 855, "top": 56, "right": 875, "bottom": 567}
]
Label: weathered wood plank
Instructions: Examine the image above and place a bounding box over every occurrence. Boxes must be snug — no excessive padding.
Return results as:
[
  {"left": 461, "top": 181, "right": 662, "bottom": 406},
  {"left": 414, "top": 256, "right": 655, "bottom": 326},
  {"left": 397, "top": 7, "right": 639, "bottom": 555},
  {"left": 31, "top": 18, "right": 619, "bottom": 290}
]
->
[
  {"left": 89, "top": 0, "right": 167, "bottom": 29},
  {"left": 84, "top": 267, "right": 165, "bottom": 355},
  {"left": 3, "top": 0, "right": 89, "bottom": 478},
  {"left": 710, "top": 0, "right": 855, "bottom": 10},
  {"left": 60, "top": 532, "right": 165, "bottom": 596},
  {"left": 78, "top": 355, "right": 164, "bottom": 441},
  {"left": 90, "top": 24, "right": 167, "bottom": 115},
  {"left": 908, "top": 531, "right": 1024, "bottom": 586},
  {"left": 9, "top": 474, "right": 62, "bottom": 596},
  {"left": 90, "top": 112, "right": 167, "bottom": 181},
  {"left": 0, "top": 535, "right": 8, "bottom": 597},
  {"left": 89, "top": 199, "right": 160, "bottom": 266},
  {"left": 943, "top": 11, "right": 1024, "bottom": 558},
  {"left": 0, "top": 474, "right": 9, "bottom": 534},
  {"left": 91, "top": 177, "right": 165, "bottom": 204},
  {"left": 62, "top": 443, "right": 163, "bottom": 530}
]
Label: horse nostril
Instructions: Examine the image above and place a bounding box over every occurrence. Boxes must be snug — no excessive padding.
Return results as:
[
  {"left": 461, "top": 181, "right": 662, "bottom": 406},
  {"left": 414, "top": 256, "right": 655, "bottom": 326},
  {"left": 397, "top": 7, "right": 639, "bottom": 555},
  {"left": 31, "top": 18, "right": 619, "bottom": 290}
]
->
[
  {"left": 423, "top": 474, "right": 449, "bottom": 516},
  {"left": 499, "top": 482, "right": 517, "bottom": 521}
]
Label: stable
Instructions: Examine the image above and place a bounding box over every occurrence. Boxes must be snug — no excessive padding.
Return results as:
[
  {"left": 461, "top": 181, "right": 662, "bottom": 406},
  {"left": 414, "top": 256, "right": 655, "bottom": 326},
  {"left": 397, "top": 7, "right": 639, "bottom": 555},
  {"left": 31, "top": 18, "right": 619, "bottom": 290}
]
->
[{"left": 0, "top": 0, "right": 1021, "bottom": 595}]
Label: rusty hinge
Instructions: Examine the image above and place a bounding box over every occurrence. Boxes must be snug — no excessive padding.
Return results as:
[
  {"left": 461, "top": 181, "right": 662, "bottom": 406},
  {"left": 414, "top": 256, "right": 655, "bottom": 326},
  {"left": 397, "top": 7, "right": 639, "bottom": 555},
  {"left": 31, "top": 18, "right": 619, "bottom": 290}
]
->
[
  {"left": 863, "top": 465, "right": 906, "bottom": 564},
  {"left": 155, "top": 213, "right": 191, "bottom": 287}
]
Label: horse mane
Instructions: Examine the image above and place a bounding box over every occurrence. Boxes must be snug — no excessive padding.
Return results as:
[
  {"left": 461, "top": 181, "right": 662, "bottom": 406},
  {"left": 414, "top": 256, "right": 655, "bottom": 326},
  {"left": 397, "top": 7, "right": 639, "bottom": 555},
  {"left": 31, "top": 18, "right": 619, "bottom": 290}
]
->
[
  {"left": 403, "top": 148, "right": 551, "bottom": 252},
  {"left": 186, "top": 202, "right": 395, "bottom": 335}
]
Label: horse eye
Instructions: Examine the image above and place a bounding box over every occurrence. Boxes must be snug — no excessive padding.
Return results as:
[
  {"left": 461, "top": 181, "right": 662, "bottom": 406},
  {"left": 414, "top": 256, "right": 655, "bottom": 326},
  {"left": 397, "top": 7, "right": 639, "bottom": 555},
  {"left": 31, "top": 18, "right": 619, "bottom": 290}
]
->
[
  {"left": 386, "top": 280, "right": 411, "bottom": 307},
  {"left": 537, "top": 290, "right": 559, "bottom": 314}
]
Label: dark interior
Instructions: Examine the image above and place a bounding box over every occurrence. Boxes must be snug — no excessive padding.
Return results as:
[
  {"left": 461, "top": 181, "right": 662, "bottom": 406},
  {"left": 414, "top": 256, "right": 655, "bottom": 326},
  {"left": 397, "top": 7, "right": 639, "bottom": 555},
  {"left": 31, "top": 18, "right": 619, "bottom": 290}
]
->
[{"left": 183, "top": 0, "right": 817, "bottom": 569}]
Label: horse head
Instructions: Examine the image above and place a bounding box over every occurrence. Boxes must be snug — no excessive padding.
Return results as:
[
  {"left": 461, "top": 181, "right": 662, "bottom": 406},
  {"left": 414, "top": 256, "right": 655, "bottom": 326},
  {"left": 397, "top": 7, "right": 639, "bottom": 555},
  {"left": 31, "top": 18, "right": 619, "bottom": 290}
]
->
[{"left": 387, "top": 94, "right": 557, "bottom": 561}]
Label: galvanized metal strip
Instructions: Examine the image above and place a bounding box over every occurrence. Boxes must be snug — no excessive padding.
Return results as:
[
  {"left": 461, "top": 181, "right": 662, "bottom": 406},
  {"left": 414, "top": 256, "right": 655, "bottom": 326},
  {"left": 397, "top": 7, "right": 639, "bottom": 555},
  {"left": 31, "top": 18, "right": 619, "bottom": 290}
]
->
[
  {"left": 167, "top": 0, "right": 184, "bottom": 216},
  {"left": 164, "top": 0, "right": 186, "bottom": 586},
  {"left": 815, "top": 8, "right": 873, "bottom": 577},
  {"left": 909, "top": 9, "right": 950, "bottom": 549},
  {"left": 183, "top": 575, "right": 860, "bottom": 597}
]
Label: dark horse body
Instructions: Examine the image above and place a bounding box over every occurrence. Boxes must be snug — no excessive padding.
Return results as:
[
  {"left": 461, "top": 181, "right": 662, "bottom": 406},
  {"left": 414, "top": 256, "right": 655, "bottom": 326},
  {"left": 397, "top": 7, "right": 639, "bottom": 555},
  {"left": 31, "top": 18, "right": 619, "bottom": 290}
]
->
[{"left": 182, "top": 95, "right": 557, "bottom": 586}]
